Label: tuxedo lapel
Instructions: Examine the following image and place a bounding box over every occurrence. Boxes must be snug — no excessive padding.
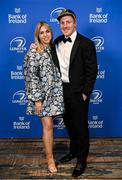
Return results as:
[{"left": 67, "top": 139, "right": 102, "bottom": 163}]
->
[
  {"left": 70, "top": 33, "right": 81, "bottom": 64},
  {"left": 52, "top": 47, "right": 60, "bottom": 69},
  {"left": 52, "top": 35, "right": 64, "bottom": 71}
]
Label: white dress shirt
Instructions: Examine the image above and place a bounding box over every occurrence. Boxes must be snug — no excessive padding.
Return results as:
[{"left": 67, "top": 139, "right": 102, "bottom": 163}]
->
[{"left": 56, "top": 31, "right": 77, "bottom": 83}]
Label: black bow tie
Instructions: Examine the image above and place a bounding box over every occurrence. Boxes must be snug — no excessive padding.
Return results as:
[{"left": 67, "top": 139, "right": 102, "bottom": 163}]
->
[{"left": 63, "top": 37, "right": 72, "bottom": 43}]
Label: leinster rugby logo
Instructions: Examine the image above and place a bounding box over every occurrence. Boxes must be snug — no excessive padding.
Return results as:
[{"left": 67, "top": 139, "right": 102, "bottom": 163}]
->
[
  {"left": 90, "top": 90, "right": 103, "bottom": 104},
  {"left": 53, "top": 115, "right": 65, "bottom": 129},
  {"left": 10, "top": 37, "right": 26, "bottom": 53},
  {"left": 50, "top": 7, "right": 66, "bottom": 23},
  {"left": 12, "top": 90, "right": 27, "bottom": 105},
  {"left": 91, "top": 36, "right": 104, "bottom": 52}
]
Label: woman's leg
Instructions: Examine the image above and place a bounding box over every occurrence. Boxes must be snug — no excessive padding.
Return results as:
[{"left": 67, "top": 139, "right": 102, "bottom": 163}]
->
[{"left": 41, "top": 116, "right": 57, "bottom": 173}]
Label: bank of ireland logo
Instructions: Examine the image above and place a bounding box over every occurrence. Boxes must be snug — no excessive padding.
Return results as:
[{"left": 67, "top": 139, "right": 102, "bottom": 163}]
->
[
  {"left": 50, "top": 7, "right": 66, "bottom": 23},
  {"left": 91, "top": 36, "right": 104, "bottom": 52},
  {"left": 53, "top": 115, "right": 65, "bottom": 129},
  {"left": 10, "top": 37, "right": 26, "bottom": 53},
  {"left": 19, "top": 116, "right": 24, "bottom": 121},
  {"left": 12, "top": 90, "right": 27, "bottom": 105},
  {"left": 13, "top": 116, "right": 30, "bottom": 130},
  {"left": 90, "top": 90, "right": 103, "bottom": 104}
]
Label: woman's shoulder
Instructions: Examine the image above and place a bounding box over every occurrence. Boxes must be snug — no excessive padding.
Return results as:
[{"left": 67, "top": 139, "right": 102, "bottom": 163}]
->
[{"left": 24, "top": 48, "right": 40, "bottom": 67}]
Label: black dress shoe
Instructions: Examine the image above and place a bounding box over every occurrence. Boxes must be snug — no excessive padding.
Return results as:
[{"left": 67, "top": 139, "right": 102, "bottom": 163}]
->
[
  {"left": 59, "top": 153, "right": 76, "bottom": 163},
  {"left": 72, "top": 161, "right": 87, "bottom": 178}
]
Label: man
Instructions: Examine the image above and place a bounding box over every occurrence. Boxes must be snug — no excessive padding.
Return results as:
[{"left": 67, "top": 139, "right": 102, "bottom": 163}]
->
[{"left": 52, "top": 9, "right": 98, "bottom": 178}]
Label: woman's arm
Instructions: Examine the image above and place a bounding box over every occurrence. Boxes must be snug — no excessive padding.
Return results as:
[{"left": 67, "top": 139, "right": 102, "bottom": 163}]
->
[{"left": 23, "top": 48, "right": 45, "bottom": 103}]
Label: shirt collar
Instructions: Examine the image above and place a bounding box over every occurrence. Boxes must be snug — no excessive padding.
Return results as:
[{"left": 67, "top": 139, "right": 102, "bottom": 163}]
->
[{"left": 65, "top": 30, "right": 77, "bottom": 43}]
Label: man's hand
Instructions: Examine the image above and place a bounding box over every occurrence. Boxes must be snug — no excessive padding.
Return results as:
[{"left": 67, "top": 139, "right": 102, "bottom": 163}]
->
[{"left": 82, "top": 93, "right": 87, "bottom": 101}]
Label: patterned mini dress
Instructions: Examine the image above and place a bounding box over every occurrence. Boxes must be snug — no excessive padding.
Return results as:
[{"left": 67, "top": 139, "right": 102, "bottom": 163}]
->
[{"left": 23, "top": 47, "right": 64, "bottom": 117}]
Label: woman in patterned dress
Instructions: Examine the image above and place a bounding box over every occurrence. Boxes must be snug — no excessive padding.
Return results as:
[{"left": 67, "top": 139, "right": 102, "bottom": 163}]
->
[{"left": 23, "top": 21, "right": 64, "bottom": 173}]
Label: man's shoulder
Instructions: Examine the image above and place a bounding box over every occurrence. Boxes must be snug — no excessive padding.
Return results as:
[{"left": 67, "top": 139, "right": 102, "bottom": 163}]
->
[
  {"left": 53, "top": 35, "right": 63, "bottom": 45},
  {"left": 77, "top": 32, "right": 94, "bottom": 45}
]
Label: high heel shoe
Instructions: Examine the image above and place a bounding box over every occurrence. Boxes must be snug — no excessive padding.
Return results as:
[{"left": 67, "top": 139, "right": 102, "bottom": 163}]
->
[{"left": 48, "top": 159, "right": 57, "bottom": 173}]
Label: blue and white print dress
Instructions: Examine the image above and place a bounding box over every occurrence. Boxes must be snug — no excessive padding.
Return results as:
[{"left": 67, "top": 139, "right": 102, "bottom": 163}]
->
[{"left": 23, "top": 47, "right": 64, "bottom": 117}]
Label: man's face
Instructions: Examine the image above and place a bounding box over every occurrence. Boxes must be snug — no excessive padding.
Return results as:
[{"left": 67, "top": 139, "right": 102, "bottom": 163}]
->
[{"left": 59, "top": 15, "right": 76, "bottom": 37}]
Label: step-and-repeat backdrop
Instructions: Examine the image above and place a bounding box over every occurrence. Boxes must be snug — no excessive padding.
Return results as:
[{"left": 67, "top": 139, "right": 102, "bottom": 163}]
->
[{"left": 0, "top": 0, "right": 122, "bottom": 138}]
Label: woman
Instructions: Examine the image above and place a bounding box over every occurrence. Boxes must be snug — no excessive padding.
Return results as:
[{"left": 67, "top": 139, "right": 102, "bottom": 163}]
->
[{"left": 23, "top": 21, "right": 64, "bottom": 173}]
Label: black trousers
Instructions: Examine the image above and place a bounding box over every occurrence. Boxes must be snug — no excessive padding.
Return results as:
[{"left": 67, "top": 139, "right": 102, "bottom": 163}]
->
[{"left": 63, "top": 83, "right": 90, "bottom": 162}]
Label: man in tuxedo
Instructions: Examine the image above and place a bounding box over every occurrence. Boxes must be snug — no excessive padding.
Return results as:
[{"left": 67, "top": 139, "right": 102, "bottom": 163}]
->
[{"left": 52, "top": 9, "right": 98, "bottom": 178}]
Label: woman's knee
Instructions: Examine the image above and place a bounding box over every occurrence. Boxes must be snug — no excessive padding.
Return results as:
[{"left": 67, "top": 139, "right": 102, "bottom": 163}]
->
[{"left": 41, "top": 117, "right": 53, "bottom": 131}]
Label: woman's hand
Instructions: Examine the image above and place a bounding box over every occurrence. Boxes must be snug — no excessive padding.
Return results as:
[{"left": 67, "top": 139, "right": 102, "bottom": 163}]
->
[
  {"left": 35, "top": 101, "right": 43, "bottom": 114},
  {"left": 30, "top": 43, "right": 37, "bottom": 49}
]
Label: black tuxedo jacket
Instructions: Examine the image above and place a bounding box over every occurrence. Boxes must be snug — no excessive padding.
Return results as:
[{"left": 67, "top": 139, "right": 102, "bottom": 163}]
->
[{"left": 51, "top": 32, "right": 98, "bottom": 96}]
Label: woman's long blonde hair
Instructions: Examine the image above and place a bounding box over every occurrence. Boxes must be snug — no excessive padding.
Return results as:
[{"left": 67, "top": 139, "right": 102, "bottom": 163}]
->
[{"left": 34, "top": 21, "right": 53, "bottom": 52}]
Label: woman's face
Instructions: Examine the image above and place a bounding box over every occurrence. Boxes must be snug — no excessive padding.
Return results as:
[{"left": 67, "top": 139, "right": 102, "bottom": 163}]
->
[{"left": 39, "top": 25, "right": 52, "bottom": 47}]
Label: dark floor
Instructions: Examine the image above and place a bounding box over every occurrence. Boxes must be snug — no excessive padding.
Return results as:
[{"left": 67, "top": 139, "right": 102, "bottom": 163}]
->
[{"left": 0, "top": 138, "right": 122, "bottom": 179}]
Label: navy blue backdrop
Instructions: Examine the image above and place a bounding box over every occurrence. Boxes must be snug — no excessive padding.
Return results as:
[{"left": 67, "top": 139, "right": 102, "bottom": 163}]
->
[{"left": 0, "top": 0, "right": 122, "bottom": 138}]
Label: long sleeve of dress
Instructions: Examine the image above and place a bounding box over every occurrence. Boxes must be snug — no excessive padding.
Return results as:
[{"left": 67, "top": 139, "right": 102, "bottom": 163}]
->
[{"left": 23, "top": 48, "right": 45, "bottom": 102}]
